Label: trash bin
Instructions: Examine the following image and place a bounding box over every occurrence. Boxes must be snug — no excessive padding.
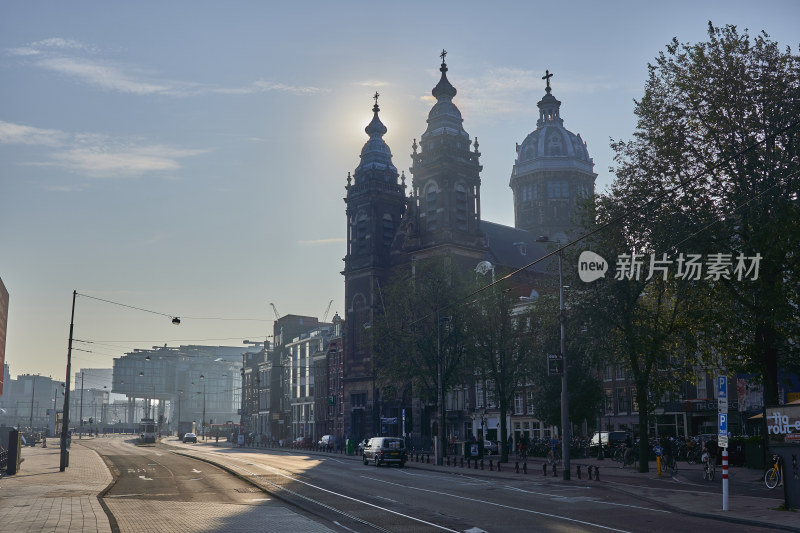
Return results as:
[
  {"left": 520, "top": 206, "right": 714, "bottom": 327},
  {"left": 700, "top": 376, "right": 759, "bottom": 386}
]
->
[{"left": 346, "top": 439, "right": 354, "bottom": 455}]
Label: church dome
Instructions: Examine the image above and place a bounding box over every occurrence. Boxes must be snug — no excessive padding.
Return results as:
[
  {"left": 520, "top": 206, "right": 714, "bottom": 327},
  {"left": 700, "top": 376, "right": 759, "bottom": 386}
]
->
[
  {"left": 513, "top": 80, "right": 593, "bottom": 174},
  {"left": 354, "top": 94, "right": 398, "bottom": 181}
]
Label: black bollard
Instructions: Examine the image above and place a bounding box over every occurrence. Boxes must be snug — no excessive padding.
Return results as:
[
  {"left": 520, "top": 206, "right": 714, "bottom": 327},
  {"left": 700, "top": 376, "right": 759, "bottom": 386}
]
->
[
  {"left": 594, "top": 466, "right": 600, "bottom": 481},
  {"left": 552, "top": 463, "right": 557, "bottom": 477},
  {"left": 497, "top": 461, "right": 502, "bottom": 472},
  {"left": 481, "top": 459, "right": 484, "bottom": 470},
  {"left": 587, "top": 465, "right": 594, "bottom": 480},
  {"left": 460, "top": 457, "right": 464, "bottom": 468},
  {"left": 515, "top": 461, "right": 520, "bottom": 473},
  {"left": 576, "top": 464, "right": 582, "bottom": 479},
  {"left": 543, "top": 462, "right": 548, "bottom": 476},
  {"left": 523, "top": 462, "right": 527, "bottom": 474},
  {"left": 427, "top": 454, "right": 430, "bottom": 464},
  {"left": 489, "top": 459, "right": 494, "bottom": 471},
  {"left": 446, "top": 456, "right": 450, "bottom": 466}
]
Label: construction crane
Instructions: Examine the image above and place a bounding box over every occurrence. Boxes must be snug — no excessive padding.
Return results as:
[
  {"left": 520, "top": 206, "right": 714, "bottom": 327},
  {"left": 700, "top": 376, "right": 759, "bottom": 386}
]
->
[
  {"left": 322, "top": 299, "right": 334, "bottom": 322},
  {"left": 270, "top": 302, "right": 280, "bottom": 320}
]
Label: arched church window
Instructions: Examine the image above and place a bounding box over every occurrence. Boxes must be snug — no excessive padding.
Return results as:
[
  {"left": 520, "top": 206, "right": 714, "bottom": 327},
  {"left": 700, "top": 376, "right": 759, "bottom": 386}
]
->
[
  {"left": 455, "top": 183, "right": 468, "bottom": 231},
  {"left": 382, "top": 214, "right": 394, "bottom": 247},
  {"left": 547, "top": 181, "right": 568, "bottom": 198},
  {"left": 356, "top": 211, "right": 369, "bottom": 254},
  {"left": 424, "top": 183, "right": 438, "bottom": 231}
]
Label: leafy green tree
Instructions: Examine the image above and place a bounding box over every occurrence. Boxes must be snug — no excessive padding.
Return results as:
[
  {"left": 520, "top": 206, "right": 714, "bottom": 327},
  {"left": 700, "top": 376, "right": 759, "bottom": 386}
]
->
[
  {"left": 466, "top": 277, "right": 541, "bottom": 463},
  {"left": 611, "top": 23, "right": 800, "bottom": 406},
  {"left": 369, "top": 258, "right": 474, "bottom": 462}
]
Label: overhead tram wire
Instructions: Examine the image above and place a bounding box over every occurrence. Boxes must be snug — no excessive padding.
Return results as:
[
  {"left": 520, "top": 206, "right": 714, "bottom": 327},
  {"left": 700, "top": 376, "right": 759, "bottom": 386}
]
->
[{"left": 402, "top": 117, "right": 800, "bottom": 328}]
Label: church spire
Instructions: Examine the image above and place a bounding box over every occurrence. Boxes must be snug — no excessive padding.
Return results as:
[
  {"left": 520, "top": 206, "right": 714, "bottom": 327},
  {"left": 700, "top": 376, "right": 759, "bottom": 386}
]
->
[
  {"left": 354, "top": 92, "right": 396, "bottom": 181},
  {"left": 432, "top": 49, "right": 457, "bottom": 101}
]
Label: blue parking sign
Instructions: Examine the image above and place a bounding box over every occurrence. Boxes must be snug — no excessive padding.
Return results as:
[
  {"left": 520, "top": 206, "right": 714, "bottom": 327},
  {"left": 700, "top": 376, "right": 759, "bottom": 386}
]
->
[
  {"left": 718, "top": 413, "right": 727, "bottom": 435},
  {"left": 717, "top": 376, "right": 727, "bottom": 399}
]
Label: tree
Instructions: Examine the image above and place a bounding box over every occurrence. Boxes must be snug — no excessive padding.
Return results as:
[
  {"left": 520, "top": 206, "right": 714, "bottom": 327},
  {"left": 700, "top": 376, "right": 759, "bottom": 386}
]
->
[
  {"left": 611, "top": 23, "right": 800, "bottom": 407},
  {"left": 369, "top": 258, "right": 474, "bottom": 463},
  {"left": 466, "top": 277, "right": 540, "bottom": 463}
]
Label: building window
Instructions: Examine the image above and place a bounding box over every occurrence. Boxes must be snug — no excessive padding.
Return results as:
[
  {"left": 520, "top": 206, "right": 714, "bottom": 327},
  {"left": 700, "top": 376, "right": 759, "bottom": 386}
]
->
[
  {"left": 356, "top": 211, "right": 368, "bottom": 253},
  {"left": 425, "top": 183, "right": 438, "bottom": 231},
  {"left": 455, "top": 183, "right": 468, "bottom": 231},
  {"left": 697, "top": 371, "right": 707, "bottom": 399},
  {"left": 526, "top": 390, "right": 535, "bottom": 414},
  {"left": 514, "top": 392, "right": 523, "bottom": 414},
  {"left": 617, "top": 388, "right": 629, "bottom": 413},
  {"left": 605, "top": 389, "right": 614, "bottom": 414},
  {"left": 547, "top": 181, "right": 568, "bottom": 198},
  {"left": 382, "top": 214, "right": 394, "bottom": 247}
]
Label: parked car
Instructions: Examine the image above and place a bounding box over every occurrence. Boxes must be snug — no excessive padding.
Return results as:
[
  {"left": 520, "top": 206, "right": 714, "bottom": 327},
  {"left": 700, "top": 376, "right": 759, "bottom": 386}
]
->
[
  {"left": 588, "top": 431, "right": 627, "bottom": 453},
  {"left": 183, "top": 432, "right": 197, "bottom": 443},
  {"left": 362, "top": 437, "right": 407, "bottom": 467},
  {"left": 318, "top": 434, "right": 334, "bottom": 449},
  {"left": 484, "top": 440, "right": 499, "bottom": 455},
  {"left": 293, "top": 436, "right": 312, "bottom": 449}
]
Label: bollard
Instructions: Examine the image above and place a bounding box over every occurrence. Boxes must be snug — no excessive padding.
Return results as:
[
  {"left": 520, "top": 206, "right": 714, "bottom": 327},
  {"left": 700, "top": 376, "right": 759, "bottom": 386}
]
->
[
  {"left": 489, "top": 459, "right": 494, "bottom": 471},
  {"left": 594, "top": 466, "right": 599, "bottom": 481},
  {"left": 460, "top": 457, "right": 464, "bottom": 468},
  {"left": 576, "top": 464, "right": 581, "bottom": 479},
  {"left": 481, "top": 459, "right": 484, "bottom": 470},
  {"left": 446, "top": 456, "right": 450, "bottom": 466},
  {"left": 543, "top": 462, "right": 548, "bottom": 476},
  {"left": 467, "top": 458, "right": 471, "bottom": 469},
  {"left": 497, "top": 461, "right": 502, "bottom": 472},
  {"left": 427, "top": 454, "right": 430, "bottom": 464},
  {"left": 515, "top": 461, "right": 520, "bottom": 473},
  {"left": 587, "top": 465, "right": 593, "bottom": 479},
  {"left": 523, "top": 462, "right": 527, "bottom": 474},
  {"left": 552, "top": 463, "right": 557, "bottom": 477}
]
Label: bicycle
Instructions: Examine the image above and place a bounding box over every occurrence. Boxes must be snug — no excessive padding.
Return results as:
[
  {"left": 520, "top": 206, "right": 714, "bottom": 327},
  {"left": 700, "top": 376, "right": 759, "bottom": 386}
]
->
[
  {"left": 662, "top": 453, "right": 678, "bottom": 474},
  {"left": 546, "top": 448, "right": 561, "bottom": 465},
  {"left": 702, "top": 451, "right": 716, "bottom": 481},
  {"left": 764, "top": 454, "right": 783, "bottom": 489}
]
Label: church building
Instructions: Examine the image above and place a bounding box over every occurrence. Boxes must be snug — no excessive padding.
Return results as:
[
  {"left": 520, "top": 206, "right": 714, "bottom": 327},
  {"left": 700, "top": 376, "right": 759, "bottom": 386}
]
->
[{"left": 342, "top": 52, "right": 597, "bottom": 445}]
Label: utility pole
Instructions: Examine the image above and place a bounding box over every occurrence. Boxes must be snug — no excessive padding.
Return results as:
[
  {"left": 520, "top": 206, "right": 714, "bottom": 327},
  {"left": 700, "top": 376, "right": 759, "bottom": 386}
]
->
[
  {"left": 79, "top": 372, "right": 84, "bottom": 439},
  {"left": 29, "top": 373, "right": 38, "bottom": 432}
]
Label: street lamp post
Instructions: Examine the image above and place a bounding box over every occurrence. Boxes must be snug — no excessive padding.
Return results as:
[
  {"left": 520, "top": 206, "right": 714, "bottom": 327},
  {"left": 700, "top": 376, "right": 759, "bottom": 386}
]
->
[
  {"left": 537, "top": 236, "right": 571, "bottom": 480},
  {"left": 200, "top": 374, "right": 206, "bottom": 441}
]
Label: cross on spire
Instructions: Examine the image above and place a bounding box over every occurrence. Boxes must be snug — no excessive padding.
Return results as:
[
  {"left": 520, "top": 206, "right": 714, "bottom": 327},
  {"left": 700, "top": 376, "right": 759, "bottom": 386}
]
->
[
  {"left": 374, "top": 91, "right": 380, "bottom": 106},
  {"left": 440, "top": 49, "right": 447, "bottom": 63},
  {"left": 542, "top": 69, "right": 554, "bottom": 92}
]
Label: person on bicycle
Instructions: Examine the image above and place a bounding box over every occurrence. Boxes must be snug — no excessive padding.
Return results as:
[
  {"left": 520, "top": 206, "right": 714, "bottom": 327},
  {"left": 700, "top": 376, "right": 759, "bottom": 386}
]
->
[
  {"left": 703, "top": 437, "right": 718, "bottom": 465},
  {"left": 623, "top": 434, "right": 634, "bottom": 466}
]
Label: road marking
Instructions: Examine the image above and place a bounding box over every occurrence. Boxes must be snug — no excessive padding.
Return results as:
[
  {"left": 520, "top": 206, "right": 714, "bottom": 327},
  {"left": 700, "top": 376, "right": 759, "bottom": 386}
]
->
[
  {"left": 191, "top": 468, "right": 202, "bottom": 473},
  {"left": 251, "top": 498, "right": 271, "bottom": 502},
  {"left": 361, "top": 476, "right": 636, "bottom": 533},
  {"left": 138, "top": 475, "right": 152, "bottom": 481}
]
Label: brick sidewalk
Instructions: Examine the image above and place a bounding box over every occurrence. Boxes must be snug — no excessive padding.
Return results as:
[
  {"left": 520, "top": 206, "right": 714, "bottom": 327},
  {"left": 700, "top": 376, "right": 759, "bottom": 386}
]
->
[{"left": 0, "top": 442, "right": 113, "bottom": 533}]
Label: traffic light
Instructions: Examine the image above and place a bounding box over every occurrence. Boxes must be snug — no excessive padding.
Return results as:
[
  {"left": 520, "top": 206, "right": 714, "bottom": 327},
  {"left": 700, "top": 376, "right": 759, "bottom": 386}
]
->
[{"left": 547, "top": 354, "right": 563, "bottom": 376}]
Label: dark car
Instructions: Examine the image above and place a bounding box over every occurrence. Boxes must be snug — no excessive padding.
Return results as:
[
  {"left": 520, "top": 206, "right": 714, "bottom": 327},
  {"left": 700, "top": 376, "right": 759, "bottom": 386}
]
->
[
  {"left": 183, "top": 432, "right": 197, "bottom": 443},
  {"left": 362, "top": 437, "right": 407, "bottom": 467}
]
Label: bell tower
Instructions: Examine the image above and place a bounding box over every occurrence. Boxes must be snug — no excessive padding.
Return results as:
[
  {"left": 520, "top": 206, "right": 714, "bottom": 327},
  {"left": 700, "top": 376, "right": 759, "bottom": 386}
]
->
[{"left": 342, "top": 93, "right": 406, "bottom": 439}]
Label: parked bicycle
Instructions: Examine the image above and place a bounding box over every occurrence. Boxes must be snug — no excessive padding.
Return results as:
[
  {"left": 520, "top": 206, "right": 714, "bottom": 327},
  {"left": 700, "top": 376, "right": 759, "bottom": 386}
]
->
[
  {"left": 662, "top": 453, "right": 678, "bottom": 475},
  {"left": 702, "top": 450, "right": 716, "bottom": 481},
  {"left": 764, "top": 454, "right": 783, "bottom": 489}
]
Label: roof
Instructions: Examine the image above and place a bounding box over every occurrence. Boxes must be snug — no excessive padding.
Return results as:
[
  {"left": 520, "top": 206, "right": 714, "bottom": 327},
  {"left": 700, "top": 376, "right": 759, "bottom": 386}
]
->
[{"left": 480, "top": 221, "right": 555, "bottom": 274}]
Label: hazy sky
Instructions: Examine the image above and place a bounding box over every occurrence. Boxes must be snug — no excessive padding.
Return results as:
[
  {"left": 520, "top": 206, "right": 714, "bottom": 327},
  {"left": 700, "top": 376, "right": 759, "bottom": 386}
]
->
[{"left": 1, "top": 1, "right": 797, "bottom": 383}]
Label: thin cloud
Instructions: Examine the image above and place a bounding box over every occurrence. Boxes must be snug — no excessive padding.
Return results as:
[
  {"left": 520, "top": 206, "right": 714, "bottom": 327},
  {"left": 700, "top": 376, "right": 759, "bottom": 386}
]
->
[
  {"left": 6, "top": 38, "right": 327, "bottom": 97},
  {"left": 352, "top": 80, "right": 391, "bottom": 88},
  {"left": 298, "top": 238, "right": 346, "bottom": 246},
  {"left": 0, "top": 120, "right": 207, "bottom": 178}
]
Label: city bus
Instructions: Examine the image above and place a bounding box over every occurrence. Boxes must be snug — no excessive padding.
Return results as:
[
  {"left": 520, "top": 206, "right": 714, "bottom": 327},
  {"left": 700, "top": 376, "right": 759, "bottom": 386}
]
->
[{"left": 139, "top": 418, "right": 157, "bottom": 444}]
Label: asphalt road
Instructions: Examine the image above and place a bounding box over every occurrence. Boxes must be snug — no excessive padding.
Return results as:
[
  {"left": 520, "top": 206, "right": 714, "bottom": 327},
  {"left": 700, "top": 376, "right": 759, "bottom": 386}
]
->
[{"left": 162, "top": 441, "right": 781, "bottom": 532}]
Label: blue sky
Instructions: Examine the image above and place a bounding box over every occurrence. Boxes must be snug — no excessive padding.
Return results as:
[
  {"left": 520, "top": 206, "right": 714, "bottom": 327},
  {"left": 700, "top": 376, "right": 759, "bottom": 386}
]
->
[{"left": 1, "top": 1, "right": 797, "bottom": 382}]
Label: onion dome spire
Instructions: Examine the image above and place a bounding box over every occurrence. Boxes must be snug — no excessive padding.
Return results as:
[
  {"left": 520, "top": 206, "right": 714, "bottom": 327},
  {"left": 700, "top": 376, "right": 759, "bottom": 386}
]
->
[
  {"left": 354, "top": 92, "right": 397, "bottom": 180},
  {"left": 432, "top": 49, "right": 457, "bottom": 101}
]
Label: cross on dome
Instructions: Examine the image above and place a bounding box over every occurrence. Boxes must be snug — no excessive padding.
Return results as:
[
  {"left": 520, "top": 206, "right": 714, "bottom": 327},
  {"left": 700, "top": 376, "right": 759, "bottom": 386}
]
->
[{"left": 542, "top": 69, "right": 554, "bottom": 93}]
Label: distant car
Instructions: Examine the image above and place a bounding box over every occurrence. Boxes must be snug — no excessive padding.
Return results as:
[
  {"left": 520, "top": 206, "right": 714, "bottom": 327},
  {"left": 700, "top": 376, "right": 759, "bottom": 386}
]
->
[
  {"left": 362, "top": 437, "right": 407, "bottom": 467},
  {"left": 589, "top": 431, "right": 627, "bottom": 454},
  {"left": 293, "top": 436, "right": 312, "bottom": 448},
  {"left": 183, "top": 432, "right": 197, "bottom": 443},
  {"left": 484, "top": 440, "right": 499, "bottom": 454}
]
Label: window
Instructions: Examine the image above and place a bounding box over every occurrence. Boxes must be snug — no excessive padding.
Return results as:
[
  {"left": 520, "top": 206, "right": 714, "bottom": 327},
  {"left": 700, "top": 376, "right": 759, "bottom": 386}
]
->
[
  {"left": 617, "top": 388, "right": 629, "bottom": 413},
  {"left": 425, "top": 183, "right": 439, "bottom": 231},
  {"left": 526, "top": 390, "right": 535, "bottom": 414},
  {"left": 382, "top": 214, "right": 394, "bottom": 247},
  {"left": 605, "top": 389, "right": 614, "bottom": 414},
  {"left": 547, "top": 181, "right": 568, "bottom": 198},
  {"left": 356, "top": 211, "right": 369, "bottom": 253},
  {"left": 514, "top": 392, "right": 523, "bottom": 414},
  {"left": 455, "top": 183, "right": 468, "bottom": 230},
  {"left": 696, "top": 371, "right": 707, "bottom": 398}
]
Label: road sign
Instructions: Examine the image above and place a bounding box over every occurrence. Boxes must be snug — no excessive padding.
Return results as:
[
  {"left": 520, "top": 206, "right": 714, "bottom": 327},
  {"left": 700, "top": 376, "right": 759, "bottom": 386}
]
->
[
  {"left": 718, "top": 412, "right": 728, "bottom": 436},
  {"left": 717, "top": 376, "right": 728, "bottom": 400},
  {"left": 718, "top": 398, "right": 728, "bottom": 413},
  {"left": 547, "top": 353, "right": 563, "bottom": 376},
  {"left": 718, "top": 434, "right": 728, "bottom": 448}
]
